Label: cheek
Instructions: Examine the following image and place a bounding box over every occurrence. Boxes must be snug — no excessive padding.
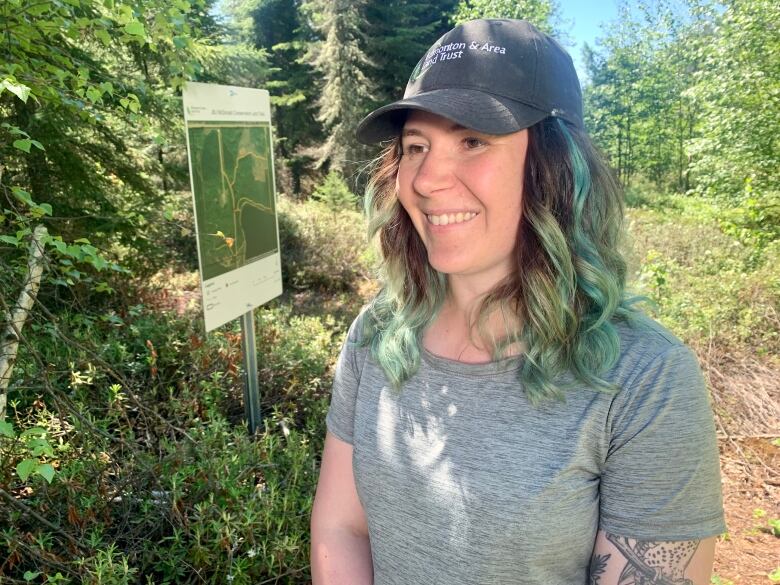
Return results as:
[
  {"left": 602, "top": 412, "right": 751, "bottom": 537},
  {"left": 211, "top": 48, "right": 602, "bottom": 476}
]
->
[
  {"left": 396, "top": 168, "right": 424, "bottom": 225},
  {"left": 395, "top": 167, "right": 413, "bottom": 210}
]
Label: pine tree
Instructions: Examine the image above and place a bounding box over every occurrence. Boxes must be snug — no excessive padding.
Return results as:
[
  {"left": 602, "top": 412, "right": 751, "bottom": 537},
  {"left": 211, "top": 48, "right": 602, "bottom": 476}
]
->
[
  {"left": 304, "top": 0, "right": 376, "bottom": 174},
  {"left": 229, "top": 0, "right": 323, "bottom": 194},
  {"left": 364, "top": 0, "right": 459, "bottom": 107}
]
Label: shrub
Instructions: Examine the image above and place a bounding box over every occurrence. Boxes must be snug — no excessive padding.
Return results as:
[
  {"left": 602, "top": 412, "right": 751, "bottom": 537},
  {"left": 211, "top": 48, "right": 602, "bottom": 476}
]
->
[
  {"left": 311, "top": 171, "right": 358, "bottom": 211},
  {"left": 277, "top": 196, "right": 373, "bottom": 290},
  {"left": 626, "top": 194, "right": 780, "bottom": 355},
  {"left": 0, "top": 292, "right": 354, "bottom": 583}
]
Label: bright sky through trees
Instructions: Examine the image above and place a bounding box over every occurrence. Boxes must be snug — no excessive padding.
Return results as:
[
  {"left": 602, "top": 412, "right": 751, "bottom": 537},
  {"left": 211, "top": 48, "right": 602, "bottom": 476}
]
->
[{"left": 557, "top": 0, "right": 620, "bottom": 78}]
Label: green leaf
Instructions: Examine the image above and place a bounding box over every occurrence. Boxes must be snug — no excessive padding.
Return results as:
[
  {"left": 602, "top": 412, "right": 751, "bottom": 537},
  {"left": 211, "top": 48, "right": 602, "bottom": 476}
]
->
[
  {"left": 2, "top": 80, "right": 31, "bottom": 103},
  {"left": 20, "top": 427, "right": 46, "bottom": 438},
  {"left": 74, "top": 237, "right": 91, "bottom": 244},
  {"left": 0, "top": 235, "right": 20, "bottom": 246},
  {"left": 124, "top": 21, "right": 146, "bottom": 37},
  {"left": 28, "top": 438, "right": 54, "bottom": 457},
  {"left": 65, "top": 245, "right": 83, "bottom": 258},
  {"left": 95, "top": 28, "right": 111, "bottom": 46},
  {"left": 2, "top": 123, "right": 28, "bottom": 137},
  {"left": 29, "top": 140, "right": 44, "bottom": 151},
  {"left": 23, "top": 570, "right": 41, "bottom": 581},
  {"left": 11, "top": 187, "right": 33, "bottom": 205},
  {"left": 86, "top": 86, "right": 102, "bottom": 103},
  {"left": 36, "top": 464, "right": 55, "bottom": 483},
  {"left": 16, "top": 459, "right": 37, "bottom": 482},
  {"left": 0, "top": 421, "right": 15, "bottom": 438},
  {"left": 38, "top": 203, "right": 53, "bottom": 216},
  {"left": 94, "top": 281, "right": 114, "bottom": 293},
  {"left": 13, "top": 139, "right": 32, "bottom": 153}
]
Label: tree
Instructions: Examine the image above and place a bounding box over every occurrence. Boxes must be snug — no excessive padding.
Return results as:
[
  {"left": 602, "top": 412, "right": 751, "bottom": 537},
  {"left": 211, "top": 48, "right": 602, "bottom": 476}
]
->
[
  {"left": 0, "top": 0, "right": 269, "bottom": 270},
  {"left": 241, "top": 0, "right": 324, "bottom": 195},
  {"left": 0, "top": 0, "right": 269, "bottom": 426},
  {"left": 684, "top": 0, "right": 780, "bottom": 201},
  {"left": 364, "top": 0, "right": 459, "bottom": 108},
  {"left": 303, "top": 0, "right": 376, "bottom": 174},
  {"left": 583, "top": 0, "right": 700, "bottom": 190},
  {"left": 451, "top": 0, "right": 565, "bottom": 37}
]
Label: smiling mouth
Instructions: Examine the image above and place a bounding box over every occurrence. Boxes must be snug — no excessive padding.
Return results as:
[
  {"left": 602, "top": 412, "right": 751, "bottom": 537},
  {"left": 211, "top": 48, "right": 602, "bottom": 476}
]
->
[{"left": 426, "top": 212, "right": 478, "bottom": 226}]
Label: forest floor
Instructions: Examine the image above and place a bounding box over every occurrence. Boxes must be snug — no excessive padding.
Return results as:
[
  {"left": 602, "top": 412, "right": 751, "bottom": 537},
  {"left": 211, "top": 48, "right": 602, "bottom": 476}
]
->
[
  {"left": 716, "top": 438, "right": 779, "bottom": 584},
  {"left": 705, "top": 352, "right": 780, "bottom": 584}
]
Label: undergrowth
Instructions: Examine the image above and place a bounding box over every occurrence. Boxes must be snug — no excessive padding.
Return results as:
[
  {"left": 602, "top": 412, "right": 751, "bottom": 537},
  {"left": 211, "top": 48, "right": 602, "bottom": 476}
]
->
[{"left": 626, "top": 193, "right": 779, "bottom": 359}]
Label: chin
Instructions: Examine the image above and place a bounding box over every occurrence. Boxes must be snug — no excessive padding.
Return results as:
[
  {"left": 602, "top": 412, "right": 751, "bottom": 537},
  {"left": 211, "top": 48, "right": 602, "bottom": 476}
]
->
[{"left": 426, "top": 254, "right": 465, "bottom": 275}]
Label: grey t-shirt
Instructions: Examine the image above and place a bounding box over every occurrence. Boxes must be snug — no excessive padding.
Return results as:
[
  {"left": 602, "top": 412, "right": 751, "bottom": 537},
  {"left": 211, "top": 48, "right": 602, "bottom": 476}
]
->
[{"left": 326, "top": 312, "right": 726, "bottom": 585}]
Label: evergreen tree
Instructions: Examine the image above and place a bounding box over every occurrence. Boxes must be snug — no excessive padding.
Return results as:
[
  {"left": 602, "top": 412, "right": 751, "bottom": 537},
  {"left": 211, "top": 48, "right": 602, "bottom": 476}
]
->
[
  {"left": 364, "top": 0, "right": 459, "bottom": 107},
  {"left": 230, "top": 0, "right": 323, "bottom": 195},
  {"left": 304, "top": 0, "right": 376, "bottom": 174}
]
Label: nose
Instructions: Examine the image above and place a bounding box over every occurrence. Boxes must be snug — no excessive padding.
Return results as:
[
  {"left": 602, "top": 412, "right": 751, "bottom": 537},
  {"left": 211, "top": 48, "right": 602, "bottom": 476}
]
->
[{"left": 411, "top": 147, "right": 457, "bottom": 197}]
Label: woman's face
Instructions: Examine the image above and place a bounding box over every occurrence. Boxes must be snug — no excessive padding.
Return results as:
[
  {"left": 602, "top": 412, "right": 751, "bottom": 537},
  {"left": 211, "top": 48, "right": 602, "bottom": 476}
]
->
[{"left": 397, "top": 110, "right": 528, "bottom": 286}]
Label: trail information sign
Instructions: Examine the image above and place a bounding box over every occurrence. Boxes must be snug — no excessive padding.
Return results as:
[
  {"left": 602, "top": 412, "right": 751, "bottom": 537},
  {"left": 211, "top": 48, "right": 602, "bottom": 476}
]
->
[{"left": 183, "top": 82, "right": 282, "bottom": 332}]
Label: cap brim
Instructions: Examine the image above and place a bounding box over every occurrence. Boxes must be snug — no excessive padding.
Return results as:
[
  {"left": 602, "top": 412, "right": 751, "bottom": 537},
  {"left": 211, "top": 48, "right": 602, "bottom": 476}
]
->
[{"left": 356, "top": 88, "right": 550, "bottom": 145}]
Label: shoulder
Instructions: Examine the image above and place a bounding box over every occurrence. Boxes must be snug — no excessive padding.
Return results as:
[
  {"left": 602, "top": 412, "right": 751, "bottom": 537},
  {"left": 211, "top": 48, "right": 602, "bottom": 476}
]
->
[
  {"left": 336, "top": 306, "right": 373, "bottom": 373},
  {"left": 607, "top": 311, "right": 701, "bottom": 392}
]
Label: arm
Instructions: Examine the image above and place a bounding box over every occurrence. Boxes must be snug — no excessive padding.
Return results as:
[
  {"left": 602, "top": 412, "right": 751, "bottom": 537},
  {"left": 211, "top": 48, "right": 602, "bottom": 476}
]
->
[
  {"left": 588, "top": 530, "right": 716, "bottom": 585},
  {"left": 311, "top": 431, "right": 373, "bottom": 585}
]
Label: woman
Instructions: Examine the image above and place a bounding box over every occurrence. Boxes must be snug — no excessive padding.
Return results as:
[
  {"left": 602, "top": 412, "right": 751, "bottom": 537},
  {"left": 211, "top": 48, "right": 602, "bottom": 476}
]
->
[{"left": 311, "top": 19, "right": 725, "bottom": 585}]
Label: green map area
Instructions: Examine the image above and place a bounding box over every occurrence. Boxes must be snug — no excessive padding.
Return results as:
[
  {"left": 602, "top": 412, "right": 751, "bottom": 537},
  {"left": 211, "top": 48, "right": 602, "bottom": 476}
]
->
[{"left": 188, "top": 122, "right": 278, "bottom": 281}]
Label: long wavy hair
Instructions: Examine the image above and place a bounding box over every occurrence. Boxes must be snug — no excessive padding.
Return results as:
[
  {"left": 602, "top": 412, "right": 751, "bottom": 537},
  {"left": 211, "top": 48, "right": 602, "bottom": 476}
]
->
[{"left": 362, "top": 116, "right": 638, "bottom": 402}]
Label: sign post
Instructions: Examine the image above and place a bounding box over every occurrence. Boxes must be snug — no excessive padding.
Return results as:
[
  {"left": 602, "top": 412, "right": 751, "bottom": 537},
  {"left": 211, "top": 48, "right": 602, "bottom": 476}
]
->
[
  {"left": 241, "top": 310, "right": 261, "bottom": 434},
  {"left": 182, "top": 82, "right": 282, "bottom": 434}
]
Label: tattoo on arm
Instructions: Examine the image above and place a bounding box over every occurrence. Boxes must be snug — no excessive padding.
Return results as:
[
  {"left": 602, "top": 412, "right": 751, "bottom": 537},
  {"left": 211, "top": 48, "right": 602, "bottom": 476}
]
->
[
  {"left": 606, "top": 533, "right": 701, "bottom": 585},
  {"left": 589, "top": 553, "right": 611, "bottom": 584}
]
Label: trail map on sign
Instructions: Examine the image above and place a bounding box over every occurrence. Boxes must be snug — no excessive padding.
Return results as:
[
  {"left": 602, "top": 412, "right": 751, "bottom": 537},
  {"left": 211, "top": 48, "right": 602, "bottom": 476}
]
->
[
  {"left": 187, "top": 122, "right": 278, "bottom": 281},
  {"left": 183, "top": 81, "right": 282, "bottom": 332}
]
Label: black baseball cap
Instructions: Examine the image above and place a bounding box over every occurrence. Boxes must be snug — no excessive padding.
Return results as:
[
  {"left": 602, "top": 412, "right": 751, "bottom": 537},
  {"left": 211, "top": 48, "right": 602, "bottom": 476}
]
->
[{"left": 356, "top": 19, "right": 583, "bottom": 145}]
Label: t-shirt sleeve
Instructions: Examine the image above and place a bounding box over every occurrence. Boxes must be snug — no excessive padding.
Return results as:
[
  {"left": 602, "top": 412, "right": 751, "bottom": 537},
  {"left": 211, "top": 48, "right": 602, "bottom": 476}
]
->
[
  {"left": 600, "top": 345, "right": 727, "bottom": 541},
  {"left": 325, "top": 315, "right": 366, "bottom": 445}
]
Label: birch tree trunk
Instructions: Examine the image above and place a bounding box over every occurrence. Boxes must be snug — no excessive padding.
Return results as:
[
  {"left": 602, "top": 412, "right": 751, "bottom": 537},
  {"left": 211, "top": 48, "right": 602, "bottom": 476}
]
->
[{"left": 0, "top": 224, "right": 48, "bottom": 420}]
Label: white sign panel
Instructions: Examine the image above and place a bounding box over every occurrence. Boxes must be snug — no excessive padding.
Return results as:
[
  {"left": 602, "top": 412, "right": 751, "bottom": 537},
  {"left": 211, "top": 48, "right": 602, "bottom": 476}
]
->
[{"left": 183, "top": 82, "right": 283, "bottom": 332}]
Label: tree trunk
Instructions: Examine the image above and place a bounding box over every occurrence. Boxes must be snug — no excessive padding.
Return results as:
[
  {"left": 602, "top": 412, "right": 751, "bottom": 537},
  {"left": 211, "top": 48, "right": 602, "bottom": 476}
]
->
[{"left": 0, "top": 224, "right": 48, "bottom": 421}]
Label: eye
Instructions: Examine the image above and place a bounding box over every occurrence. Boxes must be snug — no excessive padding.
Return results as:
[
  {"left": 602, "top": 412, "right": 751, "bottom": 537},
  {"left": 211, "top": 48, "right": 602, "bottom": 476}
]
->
[
  {"left": 402, "top": 143, "right": 428, "bottom": 156},
  {"left": 463, "top": 136, "right": 487, "bottom": 149}
]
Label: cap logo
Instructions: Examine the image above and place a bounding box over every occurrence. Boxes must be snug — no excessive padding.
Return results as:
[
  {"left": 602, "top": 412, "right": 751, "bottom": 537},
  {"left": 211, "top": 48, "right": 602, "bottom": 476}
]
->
[
  {"left": 408, "top": 39, "right": 508, "bottom": 83},
  {"left": 468, "top": 41, "right": 507, "bottom": 54}
]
